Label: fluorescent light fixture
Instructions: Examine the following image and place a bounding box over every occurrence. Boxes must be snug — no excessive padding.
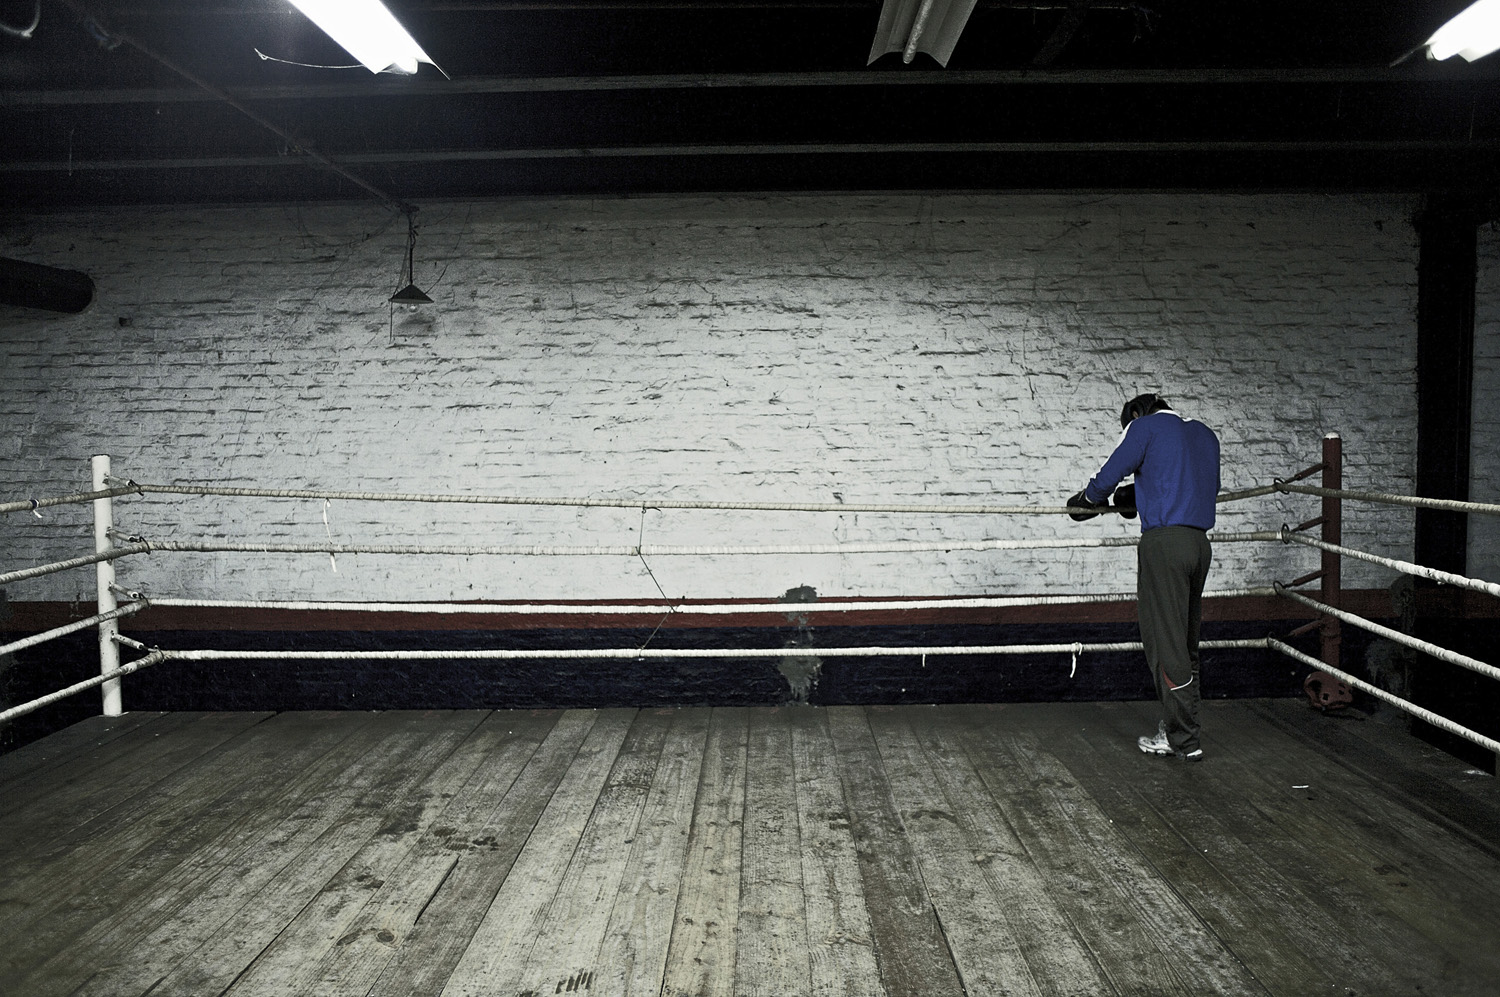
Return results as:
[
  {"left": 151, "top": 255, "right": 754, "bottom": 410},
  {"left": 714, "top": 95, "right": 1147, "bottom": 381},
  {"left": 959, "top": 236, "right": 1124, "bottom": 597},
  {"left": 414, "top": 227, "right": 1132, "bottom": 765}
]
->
[
  {"left": 1426, "top": 0, "right": 1500, "bottom": 62},
  {"left": 288, "top": 0, "right": 437, "bottom": 75}
]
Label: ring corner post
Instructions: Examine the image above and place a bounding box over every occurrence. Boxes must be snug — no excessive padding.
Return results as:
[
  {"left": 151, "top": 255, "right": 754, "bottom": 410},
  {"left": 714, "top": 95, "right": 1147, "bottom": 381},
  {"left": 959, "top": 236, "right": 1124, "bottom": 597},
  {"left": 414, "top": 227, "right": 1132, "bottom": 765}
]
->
[
  {"left": 1321, "top": 433, "right": 1342, "bottom": 672},
  {"left": 92, "top": 454, "right": 122, "bottom": 717}
]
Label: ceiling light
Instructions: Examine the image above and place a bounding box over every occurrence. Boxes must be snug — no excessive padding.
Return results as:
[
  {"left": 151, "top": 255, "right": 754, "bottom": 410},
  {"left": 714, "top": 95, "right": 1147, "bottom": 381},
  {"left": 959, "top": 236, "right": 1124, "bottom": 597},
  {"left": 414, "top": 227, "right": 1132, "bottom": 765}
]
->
[
  {"left": 1425, "top": 0, "right": 1500, "bottom": 62},
  {"left": 288, "top": 0, "right": 437, "bottom": 76}
]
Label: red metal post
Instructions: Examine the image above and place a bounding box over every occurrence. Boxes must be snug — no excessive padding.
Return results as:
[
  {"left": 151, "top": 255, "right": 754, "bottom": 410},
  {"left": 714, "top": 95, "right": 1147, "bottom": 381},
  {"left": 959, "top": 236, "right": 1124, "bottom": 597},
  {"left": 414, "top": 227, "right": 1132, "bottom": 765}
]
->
[{"left": 1321, "top": 433, "right": 1342, "bottom": 671}]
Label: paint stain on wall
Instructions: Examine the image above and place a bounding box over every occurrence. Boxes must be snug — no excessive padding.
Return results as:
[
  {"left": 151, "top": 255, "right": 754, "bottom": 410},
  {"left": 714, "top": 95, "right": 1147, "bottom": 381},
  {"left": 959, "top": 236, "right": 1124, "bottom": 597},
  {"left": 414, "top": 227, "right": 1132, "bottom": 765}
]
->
[{"left": 778, "top": 584, "right": 822, "bottom": 704}]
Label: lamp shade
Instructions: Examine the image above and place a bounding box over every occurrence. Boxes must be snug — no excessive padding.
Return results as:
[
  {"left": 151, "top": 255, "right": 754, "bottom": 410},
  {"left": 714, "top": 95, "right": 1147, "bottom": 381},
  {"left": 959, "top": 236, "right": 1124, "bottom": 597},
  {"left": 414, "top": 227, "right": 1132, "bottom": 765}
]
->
[{"left": 390, "top": 282, "right": 433, "bottom": 305}]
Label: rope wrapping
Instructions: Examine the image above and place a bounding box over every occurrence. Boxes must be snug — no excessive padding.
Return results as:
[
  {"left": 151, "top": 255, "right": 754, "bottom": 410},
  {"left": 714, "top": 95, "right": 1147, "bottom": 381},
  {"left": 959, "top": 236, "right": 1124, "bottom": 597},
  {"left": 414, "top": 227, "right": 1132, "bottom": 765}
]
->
[
  {"left": 126, "top": 638, "right": 1271, "bottom": 663},
  {"left": 74, "top": 531, "right": 1281, "bottom": 560},
  {"left": 137, "top": 587, "right": 1279, "bottom": 615},
  {"left": 0, "top": 650, "right": 166, "bottom": 725},
  {"left": 0, "top": 544, "right": 151, "bottom": 586},
  {"left": 10, "top": 478, "right": 1276, "bottom": 516},
  {"left": 1282, "top": 531, "right": 1500, "bottom": 599},
  {"left": 0, "top": 603, "right": 146, "bottom": 658},
  {"left": 1276, "top": 482, "right": 1500, "bottom": 517},
  {"left": 1275, "top": 585, "right": 1500, "bottom": 683},
  {"left": 0, "top": 485, "right": 142, "bottom": 516}
]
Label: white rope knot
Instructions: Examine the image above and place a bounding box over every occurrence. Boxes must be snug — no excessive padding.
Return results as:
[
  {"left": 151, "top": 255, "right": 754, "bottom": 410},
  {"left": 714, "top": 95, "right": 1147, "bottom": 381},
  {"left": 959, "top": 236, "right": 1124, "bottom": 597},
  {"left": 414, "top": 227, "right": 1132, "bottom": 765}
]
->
[
  {"left": 1070, "top": 642, "right": 1083, "bottom": 678},
  {"left": 29, "top": 498, "right": 41, "bottom": 518}
]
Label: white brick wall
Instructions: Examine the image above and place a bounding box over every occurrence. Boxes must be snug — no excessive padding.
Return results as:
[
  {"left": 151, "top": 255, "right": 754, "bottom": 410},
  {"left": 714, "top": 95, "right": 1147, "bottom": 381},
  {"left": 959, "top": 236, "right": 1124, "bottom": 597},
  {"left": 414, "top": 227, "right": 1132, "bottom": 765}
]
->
[
  {"left": 1, "top": 193, "right": 1422, "bottom": 605},
  {"left": 1473, "top": 223, "right": 1500, "bottom": 583}
]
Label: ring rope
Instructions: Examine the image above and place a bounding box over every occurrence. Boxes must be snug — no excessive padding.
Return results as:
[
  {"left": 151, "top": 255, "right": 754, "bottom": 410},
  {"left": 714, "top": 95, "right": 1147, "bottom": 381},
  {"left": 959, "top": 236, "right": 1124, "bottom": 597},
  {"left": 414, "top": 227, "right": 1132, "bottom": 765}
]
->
[
  {"left": 0, "top": 543, "right": 151, "bottom": 587},
  {"left": 0, "top": 485, "right": 142, "bottom": 516},
  {"left": 1275, "top": 585, "right": 1500, "bottom": 683},
  {"left": 136, "top": 587, "right": 1280, "bottom": 615},
  {"left": 0, "top": 603, "right": 147, "bottom": 658},
  {"left": 112, "top": 637, "right": 1271, "bottom": 663},
  {"left": 0, "top": 650, "right": 168, "bottom": 726},
  {"left": 0, "top": 638, "right": 1272, "bottom": 725},
  {"left": 1281, "top": 531, "right": 1500, "bottom": 600},
  {"left": 89, "top": 531, "right": 1279, "bottom": 560},
  {"left": 1276, "top": 482, "right": 1500, "bottom": 517},
  {"left": 50, "top": 478, "right": 1275, "bottom": 514},
  {"left": 1268, "top": 638, "right": 1500, "bottom": 756}
]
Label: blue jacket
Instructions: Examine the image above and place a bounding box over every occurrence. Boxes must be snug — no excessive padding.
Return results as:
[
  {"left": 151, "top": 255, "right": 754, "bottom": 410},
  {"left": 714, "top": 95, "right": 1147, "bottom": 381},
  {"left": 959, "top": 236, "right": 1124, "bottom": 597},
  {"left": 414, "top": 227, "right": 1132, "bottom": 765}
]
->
[{"left": 1084, "top": 409, "right": 1220, "bottom": 532}]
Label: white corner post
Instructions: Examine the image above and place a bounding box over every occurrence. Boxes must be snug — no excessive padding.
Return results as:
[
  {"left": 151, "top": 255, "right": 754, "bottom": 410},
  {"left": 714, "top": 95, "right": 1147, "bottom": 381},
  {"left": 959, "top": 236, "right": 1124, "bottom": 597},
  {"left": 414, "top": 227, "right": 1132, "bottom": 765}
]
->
[{"left": 92, "top": 454, "right": 122, "bottom": 716}]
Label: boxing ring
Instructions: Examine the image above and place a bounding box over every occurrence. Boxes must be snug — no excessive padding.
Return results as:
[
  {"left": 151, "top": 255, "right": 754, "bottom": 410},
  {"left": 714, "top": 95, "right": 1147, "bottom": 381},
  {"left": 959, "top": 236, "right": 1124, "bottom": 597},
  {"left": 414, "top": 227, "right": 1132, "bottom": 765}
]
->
[
  {"left": 6, "top": 437, "right": 1500, "bottom": 997},
  {"left": 3, "top": 435, "right": 1498, "bottom": 759}
]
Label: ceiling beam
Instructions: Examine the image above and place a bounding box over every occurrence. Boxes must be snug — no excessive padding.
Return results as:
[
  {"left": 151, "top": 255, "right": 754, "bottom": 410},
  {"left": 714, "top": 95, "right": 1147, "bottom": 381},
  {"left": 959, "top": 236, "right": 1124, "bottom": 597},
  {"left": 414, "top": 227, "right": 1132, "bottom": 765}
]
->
[
  {"left": 9, "top": 138, "right": 1498, "bottom": 172},
  {"left": 6, "top": 66, "right": 1498, "bottom": 107}
]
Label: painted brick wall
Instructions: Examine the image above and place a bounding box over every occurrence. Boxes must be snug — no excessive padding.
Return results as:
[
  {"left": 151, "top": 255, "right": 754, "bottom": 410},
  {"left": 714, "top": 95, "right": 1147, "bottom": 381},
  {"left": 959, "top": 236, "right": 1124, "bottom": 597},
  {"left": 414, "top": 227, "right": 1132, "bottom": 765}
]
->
[
  {"left": 1472, "top": 224, "right": 1500, "bottom": 583},
  {"left": 1, "top": 193, "right": 1421, "bottom": 607}
]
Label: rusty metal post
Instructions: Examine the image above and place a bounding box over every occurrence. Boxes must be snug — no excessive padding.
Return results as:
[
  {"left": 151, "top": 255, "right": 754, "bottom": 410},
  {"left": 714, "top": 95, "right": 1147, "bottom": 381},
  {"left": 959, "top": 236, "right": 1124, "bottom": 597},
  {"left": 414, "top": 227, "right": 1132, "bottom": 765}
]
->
[{"left": 1321, "top": 433, "right": 1342, "bottom": 671}]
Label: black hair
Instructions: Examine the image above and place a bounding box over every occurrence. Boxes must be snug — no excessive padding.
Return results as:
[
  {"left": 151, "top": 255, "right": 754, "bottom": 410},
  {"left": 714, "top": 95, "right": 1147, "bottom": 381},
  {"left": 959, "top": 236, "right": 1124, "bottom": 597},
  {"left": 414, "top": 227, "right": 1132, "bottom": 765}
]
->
[{"left": 1120, "top": 392, "right": 1169, "bottom": 429}]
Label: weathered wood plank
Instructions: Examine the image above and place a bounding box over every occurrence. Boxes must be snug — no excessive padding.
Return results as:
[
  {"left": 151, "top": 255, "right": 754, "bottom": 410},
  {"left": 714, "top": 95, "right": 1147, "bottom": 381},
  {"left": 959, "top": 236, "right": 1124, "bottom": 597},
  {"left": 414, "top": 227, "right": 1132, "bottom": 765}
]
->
[
  {"left": 788, "top": 706, "right": 883, "bottom": 997},
  {"left": 906, "top": 707, "right": 1114, "bottom": 997},
  {"left": 37, "top": 711, "right": 483, "bottom": 997},
  {"left": 218, "top": 710, "right": 559, "bottom": 997},
  {"left": 363, "top": 709, "right": 602, "bottom": 997},
  {"left": 1078, "top": 699, "right": 1460, "bottom": 996},
  {"left": 824, "top": 706, "right": 962, "bottom": 997},
  {"left": 957, "top": 706, "right": 1268, "bottom": 997},
  {"left": 0, "top": 711, "right": 266, "bottom": 841},
  {"left": 4, "top": 701, "right": 1497, "bottom": 997},
  {"left": 293, "top": 710, "right": 562, "bottom": 997},
  {"left": 1245, "top": 698, "right": 1500, "bottom": 855},
  {"left": 866, "top": 705, "right": 1047, "bottom": 996},
  {"left": 736, "top": 706, "right": 812, "bottom": 997},
  {"left": 1051, "top": 701, "right": 1349, "bottom": 996},
  {"left": 660, "top": 707, "right": 749, "bottom": 997},
  {"left": 438, "top": 708, "right": 637, "bottom": 997},
  {"left": 144, "top": 710, "right": 492, "bottom": 997},
  {"left": 595, "top": 707, "right": 711, "bottom": 996},
  {"left": 0, "top": 710, "right": 380, "bottom": 984},
  {"left": 1205, "top": 700, "right": 1500, "bottom": 993},
  {"left": 0, "top": 711, "right": 166, "bottom": 787},
  {"left": 508, "top": 708, "right": 678, "bottom": 997}
]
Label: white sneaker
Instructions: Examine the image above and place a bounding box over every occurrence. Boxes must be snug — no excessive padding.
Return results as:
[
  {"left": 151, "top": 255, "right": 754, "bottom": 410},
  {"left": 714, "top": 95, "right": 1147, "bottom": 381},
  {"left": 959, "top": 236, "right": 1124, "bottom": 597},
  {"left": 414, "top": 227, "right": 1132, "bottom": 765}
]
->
[{"left": 1137, "top": 722, "right": 1172, "bottom": 756}]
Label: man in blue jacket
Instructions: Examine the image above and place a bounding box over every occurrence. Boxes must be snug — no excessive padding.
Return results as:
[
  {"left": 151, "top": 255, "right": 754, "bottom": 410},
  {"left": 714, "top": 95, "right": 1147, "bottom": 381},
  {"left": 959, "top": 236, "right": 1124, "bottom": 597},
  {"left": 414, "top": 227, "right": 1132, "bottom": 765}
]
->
[{"left": 1068, "top": 393, "right": 1221, "bottom": 762}]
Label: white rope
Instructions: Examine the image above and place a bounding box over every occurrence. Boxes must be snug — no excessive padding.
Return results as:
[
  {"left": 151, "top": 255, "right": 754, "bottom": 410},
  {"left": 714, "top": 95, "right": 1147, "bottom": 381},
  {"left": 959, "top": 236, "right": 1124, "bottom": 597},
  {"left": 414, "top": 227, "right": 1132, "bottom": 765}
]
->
[
  {"left": 120, "top": 482, "right": 1101, "bottom": 515},
  {"left": 93, "top": 480, "right": 1274, "bottom": 514},
  {"left": 0, "top": 485, "right": 140, "bottom": 516},
  {"left": 131, "top": 638, "right": 1270, "bottom": 663},
  {"left": 1275, "top": 585, "right": 1500, "bottom": 683},
  {"left": 0, "top": 543, "right": 151, "bottom": 586},
  {"left": 0, "top": 650, "right": 167, "bottom": 725},
  {"left": 92, "top": 531, "right": 1279, "bottom": 559},
  {"left": 1218, "top": 484, "right": 1281, "bottom": 503},
  {"left": 137, "top": 587, "right": 1279, "bottom": 615},
  {"left": 0, "top": 603, "right": 146, "bottom": 658},
  {"left": 1282, "top": 531, "right": 1500, "bottom": 600},
  {"left": 1267, "top": 638, "right": 1500, "bottom": 756},
  {"left": 1276, "top": 482, "right": 1500, "bottom": 517}
]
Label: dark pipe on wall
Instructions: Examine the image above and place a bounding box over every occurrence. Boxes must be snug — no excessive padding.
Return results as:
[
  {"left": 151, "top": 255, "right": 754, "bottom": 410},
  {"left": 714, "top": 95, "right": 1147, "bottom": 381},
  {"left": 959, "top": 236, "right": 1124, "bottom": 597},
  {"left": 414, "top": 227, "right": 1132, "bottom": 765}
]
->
[{"left": 0, "top": 257, "right": 95, "bottom": 314}]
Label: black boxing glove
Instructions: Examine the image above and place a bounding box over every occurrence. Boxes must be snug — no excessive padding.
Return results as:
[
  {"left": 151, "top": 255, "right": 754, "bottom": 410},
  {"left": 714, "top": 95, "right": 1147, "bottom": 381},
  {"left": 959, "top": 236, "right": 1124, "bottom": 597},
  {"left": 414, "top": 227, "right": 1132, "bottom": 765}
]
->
[
  {"left": 1067, "top": 490, "right": 1107, "bottom": 522},
  {"left": 1113, "top": 483, "right": 1137, "bottom": 519}
]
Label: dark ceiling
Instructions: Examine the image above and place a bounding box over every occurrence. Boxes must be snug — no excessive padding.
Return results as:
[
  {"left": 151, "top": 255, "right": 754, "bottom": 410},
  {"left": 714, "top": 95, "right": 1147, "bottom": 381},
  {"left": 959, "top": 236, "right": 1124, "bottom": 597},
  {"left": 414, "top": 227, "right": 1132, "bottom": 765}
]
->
[{"left": 3, "top": 0, "right": 1500, "bottom": 211}]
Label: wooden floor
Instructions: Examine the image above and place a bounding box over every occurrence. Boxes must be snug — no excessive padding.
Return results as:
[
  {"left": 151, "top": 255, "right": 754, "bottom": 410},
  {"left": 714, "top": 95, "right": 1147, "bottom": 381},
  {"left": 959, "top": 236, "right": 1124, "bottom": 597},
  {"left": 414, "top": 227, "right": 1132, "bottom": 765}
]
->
[{"left": 2, "top": 700, "right": 1498, "bottom": 997}]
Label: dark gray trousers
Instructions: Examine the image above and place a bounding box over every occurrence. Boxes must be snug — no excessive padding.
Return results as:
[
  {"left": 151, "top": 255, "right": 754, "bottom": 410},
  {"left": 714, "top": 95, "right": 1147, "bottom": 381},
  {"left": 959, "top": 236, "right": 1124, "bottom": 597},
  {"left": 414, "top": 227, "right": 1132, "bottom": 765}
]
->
[{"left": 1137, "top": 526, "right": 1213, "bottom": 752}]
